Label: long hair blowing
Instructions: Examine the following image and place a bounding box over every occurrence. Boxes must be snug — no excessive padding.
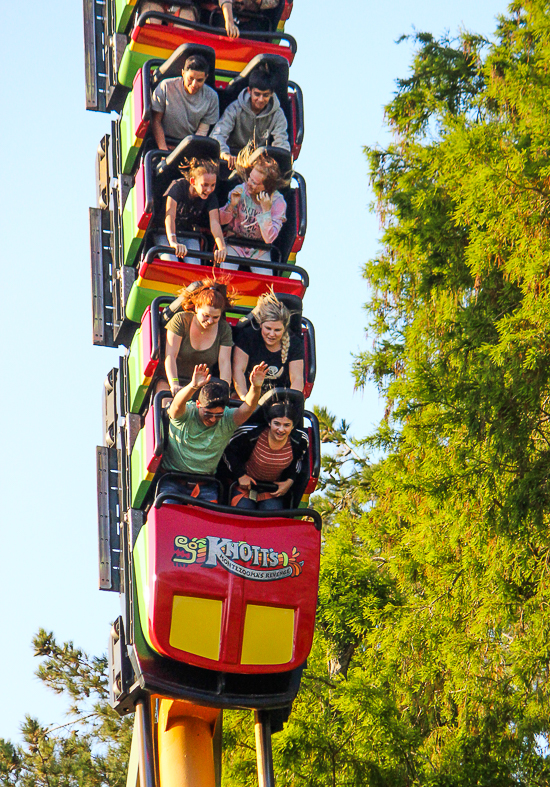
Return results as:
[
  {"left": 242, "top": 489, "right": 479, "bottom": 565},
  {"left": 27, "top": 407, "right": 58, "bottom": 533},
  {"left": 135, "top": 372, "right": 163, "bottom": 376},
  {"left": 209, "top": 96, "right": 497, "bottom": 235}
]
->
[
  {"left": 179, "top": 277, "right": 238, "bottom": 313},
  {"left": 235, "top": 141, "right": 291, "bottom": 195}
]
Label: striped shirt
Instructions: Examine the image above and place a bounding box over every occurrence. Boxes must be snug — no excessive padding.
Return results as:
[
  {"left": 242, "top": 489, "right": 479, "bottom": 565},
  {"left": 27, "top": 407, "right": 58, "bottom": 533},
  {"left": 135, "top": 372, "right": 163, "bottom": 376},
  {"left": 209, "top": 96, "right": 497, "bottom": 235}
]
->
[{"left": 245, "top": 429, "right": 293, "bottom": 481}]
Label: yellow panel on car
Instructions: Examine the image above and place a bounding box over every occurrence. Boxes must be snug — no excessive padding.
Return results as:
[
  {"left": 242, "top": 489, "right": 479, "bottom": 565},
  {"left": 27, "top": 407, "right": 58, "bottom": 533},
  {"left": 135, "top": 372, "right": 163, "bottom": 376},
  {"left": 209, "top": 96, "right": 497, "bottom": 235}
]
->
[
  {"left": 169, "top": 596, "right": 222, "bottom": 661},
  {"left": 241, "top": 605, "right": 295, "bottom": 665}
]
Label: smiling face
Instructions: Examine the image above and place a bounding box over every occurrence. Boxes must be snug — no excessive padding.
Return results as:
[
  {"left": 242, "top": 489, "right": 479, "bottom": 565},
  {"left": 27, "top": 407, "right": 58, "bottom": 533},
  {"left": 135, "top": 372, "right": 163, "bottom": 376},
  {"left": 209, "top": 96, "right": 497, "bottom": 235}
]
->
[
  {"left": 248, "top": 86, "right": 273, "bottom": 114},
  {"left": 261, "top": 320, "right": 285, "bottom": 350},
  {"left": 269, "top": 416, "right": 293, "bottom": 443},
  {"left": 183, "top": 68, "right": 207, "bottom": 94},
  {"left": 195, "top": 305, "right": 221, "bottom": 329},
  {"left": 190, "top": 172, "right": 217, "bottom": 199},
  {"left": 246, "top": 166, "right": 266, "bottom": 197}
]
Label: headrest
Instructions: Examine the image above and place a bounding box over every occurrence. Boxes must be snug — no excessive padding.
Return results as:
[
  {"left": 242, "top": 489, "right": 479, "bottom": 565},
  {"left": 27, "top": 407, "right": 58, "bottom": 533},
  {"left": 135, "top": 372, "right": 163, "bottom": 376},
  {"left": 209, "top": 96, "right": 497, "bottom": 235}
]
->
[
  {"left": 224, "top": 54, "right": 289, "bottom": 104},
  {"left": 160, "top": 135, "right": 221, "bottom": 174},
  {"left": 258, "top": 388, "right": 304, "bottom": 425},
  {"left": 249, "top": 146, "right": 292, "bottom": 181},
  {"left": 153, "top": 43, "right": 216, "bottom": 88}
]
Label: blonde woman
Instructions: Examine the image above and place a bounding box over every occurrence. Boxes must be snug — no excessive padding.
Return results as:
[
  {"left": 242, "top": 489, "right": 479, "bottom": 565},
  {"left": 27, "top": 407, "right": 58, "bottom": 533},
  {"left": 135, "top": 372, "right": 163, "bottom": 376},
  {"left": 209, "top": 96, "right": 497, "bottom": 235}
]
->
[{"left": 232, "top": 290, "right": 304, "bottom": 399}]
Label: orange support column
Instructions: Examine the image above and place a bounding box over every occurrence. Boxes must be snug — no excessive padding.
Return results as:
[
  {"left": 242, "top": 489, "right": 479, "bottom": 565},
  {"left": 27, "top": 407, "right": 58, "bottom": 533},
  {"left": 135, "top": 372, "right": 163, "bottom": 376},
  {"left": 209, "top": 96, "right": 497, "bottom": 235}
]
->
[{"left": 157, "top": 699, "right": 220, "bottom": 787}]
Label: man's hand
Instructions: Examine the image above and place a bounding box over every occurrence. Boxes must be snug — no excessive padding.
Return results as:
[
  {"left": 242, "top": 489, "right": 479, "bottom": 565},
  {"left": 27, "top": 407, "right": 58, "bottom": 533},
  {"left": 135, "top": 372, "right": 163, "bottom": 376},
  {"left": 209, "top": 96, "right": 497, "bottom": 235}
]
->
[
  {"left": 238, "top": 474, "right": 255, "bottom": 491},
  {"left": 221, "top": 151, "right": 237, "bottom": 170},
  {"left": 249, "top": 361, "right": 268, "bottom": 389},
  {"left": 272, "top": 479, "right": 293, "bottom": 498},
  {"left": 191, "top": 364, "right": 211, "bottom": 389},
  {"left": 170, "top": 383, "right": 183, "bottom": 396},
  {"left": 230, "top": 187, "right": 243, "bottom": 207},
  {"left": 258, "top": 191, "right": 272, "bottom": 212},
  {"left": 214, "top": 245, "right": 227, "bottom": 265}
]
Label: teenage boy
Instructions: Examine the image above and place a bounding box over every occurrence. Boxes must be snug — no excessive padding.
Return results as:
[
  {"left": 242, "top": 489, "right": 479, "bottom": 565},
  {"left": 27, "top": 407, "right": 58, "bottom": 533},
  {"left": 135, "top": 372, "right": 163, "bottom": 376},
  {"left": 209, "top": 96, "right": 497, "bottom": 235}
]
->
[
  {"left": 157, "top": 362, "right": 268, "bottom": 502},
  {"left": 210, "top": 66, "right": 290, "bottom": 169},
  {"left": 151, "top": 54, "right": 219, "bottom": 150}
]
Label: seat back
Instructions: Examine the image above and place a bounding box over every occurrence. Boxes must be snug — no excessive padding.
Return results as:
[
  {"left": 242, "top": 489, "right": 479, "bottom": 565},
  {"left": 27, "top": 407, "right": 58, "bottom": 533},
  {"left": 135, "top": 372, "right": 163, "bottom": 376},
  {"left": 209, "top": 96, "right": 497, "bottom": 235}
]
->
[
  {"left": 153, "top": 41, "right": 217, "bottom": 86},
  {"left": 219, "top": 53, "right": 289, "bottom": 114},
  {"left": 133, "top": 499, "right": 321, "bottom": 672}
]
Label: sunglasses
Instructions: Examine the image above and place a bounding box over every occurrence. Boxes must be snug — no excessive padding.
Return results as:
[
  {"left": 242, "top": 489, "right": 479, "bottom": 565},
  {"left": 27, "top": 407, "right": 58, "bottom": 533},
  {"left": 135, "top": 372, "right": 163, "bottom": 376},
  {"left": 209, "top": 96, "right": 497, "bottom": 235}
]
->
[{"left": 199, "top": 407, "right": 225, "bottom": 419}]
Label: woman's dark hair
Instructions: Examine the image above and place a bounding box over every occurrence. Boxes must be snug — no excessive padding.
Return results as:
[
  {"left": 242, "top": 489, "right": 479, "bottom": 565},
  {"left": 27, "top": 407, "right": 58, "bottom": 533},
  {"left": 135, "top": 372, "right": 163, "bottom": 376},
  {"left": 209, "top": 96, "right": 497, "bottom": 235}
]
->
[
  {"left": 266, "top": 401, "right": 300, "bottom": 426},
  {"left": 184, "top": 54, "right": 209, "bottom": 74}
]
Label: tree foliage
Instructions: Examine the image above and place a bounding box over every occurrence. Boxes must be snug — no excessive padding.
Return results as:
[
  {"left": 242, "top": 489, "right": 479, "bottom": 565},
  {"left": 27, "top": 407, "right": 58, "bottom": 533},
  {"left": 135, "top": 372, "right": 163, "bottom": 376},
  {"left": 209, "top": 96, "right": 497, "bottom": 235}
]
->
[
  {"left": 0, "top": 630, "right": 131, "bottom": 787},
  {"left": 7, "top": 3, "right": 550, "bottom": 785},
  {"left": 224, "top": 2, "right": 550, "bottom": 784}
]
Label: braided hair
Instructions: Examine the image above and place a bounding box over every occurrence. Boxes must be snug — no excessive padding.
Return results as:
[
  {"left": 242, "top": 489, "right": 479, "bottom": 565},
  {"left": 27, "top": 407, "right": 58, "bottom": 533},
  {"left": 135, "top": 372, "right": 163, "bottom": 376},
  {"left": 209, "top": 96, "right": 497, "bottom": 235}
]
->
[{"left": 245, "top": 289, "right": 292, "bottom": 362}]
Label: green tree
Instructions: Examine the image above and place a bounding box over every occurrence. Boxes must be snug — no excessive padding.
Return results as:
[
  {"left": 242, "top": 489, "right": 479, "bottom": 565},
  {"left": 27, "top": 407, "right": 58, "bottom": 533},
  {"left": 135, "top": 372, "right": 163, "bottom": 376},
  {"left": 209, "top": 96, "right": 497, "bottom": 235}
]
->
[
  {"left": 224, "top": 2, "right": 550, "bottom": 784},
  {"left": 0, "top": 630, "right": 131, "bottom": 787}
]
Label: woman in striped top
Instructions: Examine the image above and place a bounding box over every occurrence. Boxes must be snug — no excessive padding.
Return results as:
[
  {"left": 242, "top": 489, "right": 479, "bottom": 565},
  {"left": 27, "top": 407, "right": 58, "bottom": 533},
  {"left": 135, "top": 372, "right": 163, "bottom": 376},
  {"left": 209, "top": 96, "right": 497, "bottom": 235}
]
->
[{"left": 222, "top": 400, "right": 309, "bottom": 510}]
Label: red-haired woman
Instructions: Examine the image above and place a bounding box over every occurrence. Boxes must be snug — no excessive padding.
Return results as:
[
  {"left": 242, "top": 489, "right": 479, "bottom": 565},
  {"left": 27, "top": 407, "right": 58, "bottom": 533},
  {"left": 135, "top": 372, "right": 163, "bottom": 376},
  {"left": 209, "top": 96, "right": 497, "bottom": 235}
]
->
[{"left": 162, "top": 279, "right": 237, "bottom": 395}]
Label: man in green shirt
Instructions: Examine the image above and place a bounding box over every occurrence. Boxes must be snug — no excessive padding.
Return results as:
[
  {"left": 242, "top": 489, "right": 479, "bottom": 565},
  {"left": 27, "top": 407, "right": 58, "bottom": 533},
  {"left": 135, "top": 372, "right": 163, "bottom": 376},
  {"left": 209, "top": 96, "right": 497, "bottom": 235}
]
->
[{"left": 158, "top": 361, "right": 268, "bottom": 502}]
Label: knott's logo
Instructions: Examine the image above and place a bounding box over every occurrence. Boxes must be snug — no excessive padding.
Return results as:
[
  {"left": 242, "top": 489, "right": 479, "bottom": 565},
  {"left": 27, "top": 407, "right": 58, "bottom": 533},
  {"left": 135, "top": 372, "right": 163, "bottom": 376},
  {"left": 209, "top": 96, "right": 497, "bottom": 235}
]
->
[{"left": 172, "top": 535, "right": 303, "bottom": 580}]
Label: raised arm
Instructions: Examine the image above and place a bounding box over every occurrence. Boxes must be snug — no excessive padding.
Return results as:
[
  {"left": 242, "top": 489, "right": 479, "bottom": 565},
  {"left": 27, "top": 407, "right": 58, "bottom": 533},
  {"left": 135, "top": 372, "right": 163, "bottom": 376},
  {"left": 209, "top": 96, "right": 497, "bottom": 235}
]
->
[
  {"left": 168, "top": 364, "right": 211, "bottom": 419},
  {"left": 233, "top": 362, "right": 268, "bottom": 426},
  {"left": 232, "top": 345, "right": 250, "bottom": 400}
]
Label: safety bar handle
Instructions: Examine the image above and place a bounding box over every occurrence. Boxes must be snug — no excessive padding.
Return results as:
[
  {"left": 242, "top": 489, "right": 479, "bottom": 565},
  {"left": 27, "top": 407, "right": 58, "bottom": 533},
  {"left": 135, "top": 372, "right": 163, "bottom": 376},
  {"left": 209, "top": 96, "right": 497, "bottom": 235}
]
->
[{"left": 154, "top": 490, "right": 322, "bottom": 530}]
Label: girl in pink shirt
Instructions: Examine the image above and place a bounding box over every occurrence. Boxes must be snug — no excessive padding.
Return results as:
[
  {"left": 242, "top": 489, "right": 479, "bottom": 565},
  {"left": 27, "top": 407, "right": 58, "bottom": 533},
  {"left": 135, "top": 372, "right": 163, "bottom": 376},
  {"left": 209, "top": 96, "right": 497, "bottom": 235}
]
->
[{"left": 219, "top": 151, "right": 288, "bottom": 273}]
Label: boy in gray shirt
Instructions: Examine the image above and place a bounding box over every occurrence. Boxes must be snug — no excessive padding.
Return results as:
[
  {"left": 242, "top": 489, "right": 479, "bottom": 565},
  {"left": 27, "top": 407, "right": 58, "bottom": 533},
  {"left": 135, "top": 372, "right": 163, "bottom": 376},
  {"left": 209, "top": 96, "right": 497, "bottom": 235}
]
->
[
  {"left": 151, "top": 54, "right": 219, "bottom": 150},
  {"left": 210, "top": 65, "right": 290, "bottom": 170}
]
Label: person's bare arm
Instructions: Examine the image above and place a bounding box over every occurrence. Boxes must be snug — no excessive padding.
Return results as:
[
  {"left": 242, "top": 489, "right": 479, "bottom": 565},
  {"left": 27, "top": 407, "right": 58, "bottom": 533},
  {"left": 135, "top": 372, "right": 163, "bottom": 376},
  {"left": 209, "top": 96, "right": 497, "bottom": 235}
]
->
[
  {"left": 165, "top": 197, "right": 188, "bottom": 257},
  {"left": 209, "top": 208, "right": 227, "bottom": 264},
  {"left": 152, "top": 111, "right": 169, "bottom": 150},
  {"left": 165, "top": 330, "right": 184, "bottom": 394},
  {"left": 196, "top": 121, "right": 210, "bottom": 136},
  {"left": 232, "top": 345, "right": 250, "bottom": 400},
  {"left": 219, "top": 0, "right": 239, "bottom": 37},
  {"left": 233, "top": 362, "right": 268, "bottom": 426},
  {"left": 217, "top": 344, "right": 232, "bottom": 386},
  {"left": 168, "top": 364, "right": 211, "bottom": 419},
  {"left": 289, "top": 359, "right": 304, "bottom": 392}
]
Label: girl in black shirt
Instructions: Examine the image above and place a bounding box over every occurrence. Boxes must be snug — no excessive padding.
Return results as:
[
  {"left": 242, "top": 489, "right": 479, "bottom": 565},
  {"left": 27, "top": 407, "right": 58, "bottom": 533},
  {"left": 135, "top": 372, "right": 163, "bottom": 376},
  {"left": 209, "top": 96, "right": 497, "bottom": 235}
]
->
[{"left": 160, "top": 158, "right": 227, "bottom": 264}]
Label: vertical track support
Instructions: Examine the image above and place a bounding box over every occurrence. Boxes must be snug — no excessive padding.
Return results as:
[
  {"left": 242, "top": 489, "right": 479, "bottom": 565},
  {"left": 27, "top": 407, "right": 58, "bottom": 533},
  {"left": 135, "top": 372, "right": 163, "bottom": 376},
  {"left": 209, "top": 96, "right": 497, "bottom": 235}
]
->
[
  {"left": 157, "top": 699, "right": 220, "bottom": 787},
  {"left": 254, "top": 710, "right": 276, "bottom": 787}
]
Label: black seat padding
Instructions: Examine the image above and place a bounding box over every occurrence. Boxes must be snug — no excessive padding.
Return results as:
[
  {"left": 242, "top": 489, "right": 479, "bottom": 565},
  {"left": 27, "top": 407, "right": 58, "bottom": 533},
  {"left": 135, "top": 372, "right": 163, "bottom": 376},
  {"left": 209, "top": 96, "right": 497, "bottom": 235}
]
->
[{"left": 219, "top": 54, "right": 290, "bottom": 114}]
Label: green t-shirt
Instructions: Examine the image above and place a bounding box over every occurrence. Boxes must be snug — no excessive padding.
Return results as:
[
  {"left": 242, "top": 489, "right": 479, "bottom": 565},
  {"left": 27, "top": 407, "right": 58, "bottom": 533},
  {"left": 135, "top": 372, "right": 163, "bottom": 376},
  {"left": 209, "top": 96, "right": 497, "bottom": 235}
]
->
[{"left": 162, "top": 402, "right": 237, "bottom": 476}]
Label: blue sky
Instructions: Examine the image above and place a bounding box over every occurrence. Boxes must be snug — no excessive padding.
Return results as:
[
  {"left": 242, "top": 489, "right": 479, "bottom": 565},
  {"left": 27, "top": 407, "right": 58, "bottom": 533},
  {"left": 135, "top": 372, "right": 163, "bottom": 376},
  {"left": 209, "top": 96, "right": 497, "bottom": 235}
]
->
[{"left": 0, "top": 0, "right": 507, "bottom": 743}]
